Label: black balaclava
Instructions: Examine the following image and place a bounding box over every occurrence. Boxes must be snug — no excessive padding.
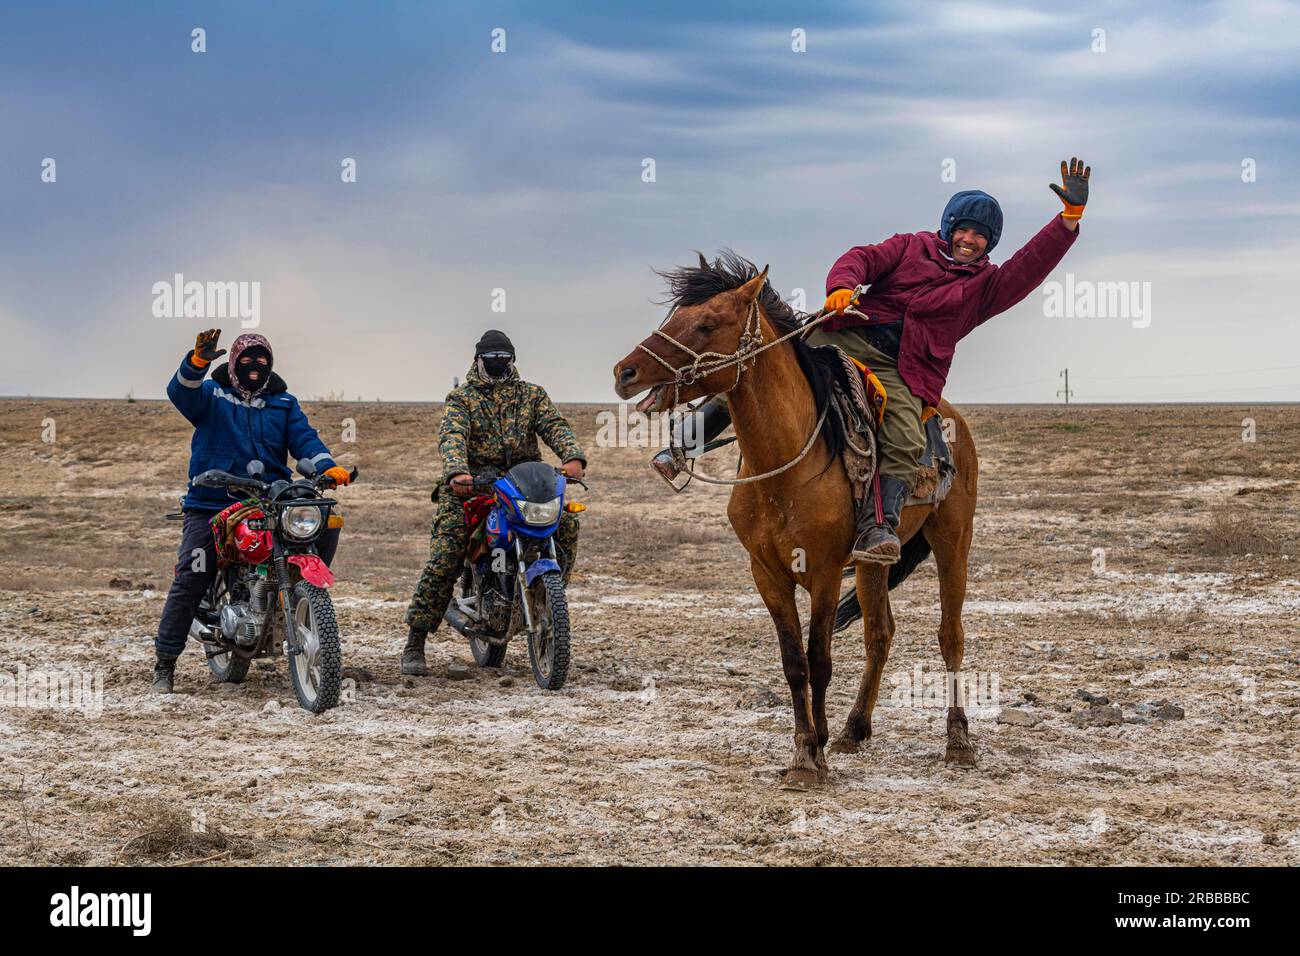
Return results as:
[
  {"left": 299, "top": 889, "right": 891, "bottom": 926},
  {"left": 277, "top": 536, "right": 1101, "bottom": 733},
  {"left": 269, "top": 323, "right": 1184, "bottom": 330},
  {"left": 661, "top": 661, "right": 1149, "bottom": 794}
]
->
[
  {"left": 474, "top": 329, "right": 516, "bottom": 382},
  {"left": 234, "top": 345, "right": 272, "bottom": 395}
]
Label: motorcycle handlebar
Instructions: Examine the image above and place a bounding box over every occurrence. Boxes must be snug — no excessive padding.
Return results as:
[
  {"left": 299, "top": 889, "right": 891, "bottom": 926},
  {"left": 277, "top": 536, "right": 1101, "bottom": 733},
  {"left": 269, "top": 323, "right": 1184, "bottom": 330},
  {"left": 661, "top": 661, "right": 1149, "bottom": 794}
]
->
[{"left": 193, "top": 469, "right": 268, "bottom": 493}]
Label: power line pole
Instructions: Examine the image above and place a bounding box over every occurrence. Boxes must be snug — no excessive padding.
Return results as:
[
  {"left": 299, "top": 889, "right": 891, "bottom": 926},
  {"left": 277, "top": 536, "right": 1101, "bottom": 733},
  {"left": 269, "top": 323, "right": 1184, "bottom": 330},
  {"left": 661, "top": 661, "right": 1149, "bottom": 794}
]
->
[{"left": 1057, "top": 368, "right": 1073, "bottom": 404}]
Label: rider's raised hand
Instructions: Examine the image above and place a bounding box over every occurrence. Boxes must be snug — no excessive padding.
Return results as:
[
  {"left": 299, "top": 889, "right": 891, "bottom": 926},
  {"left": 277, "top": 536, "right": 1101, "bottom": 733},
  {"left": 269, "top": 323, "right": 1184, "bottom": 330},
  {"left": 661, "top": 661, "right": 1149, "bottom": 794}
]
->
[
  {"left": 1050, "top": 157, "right": 1090, "bottom": 220},
  {"left": 192, "top": 329, "right": 226, "bottom": 367},
  {"left": 823, "top": 288, "right": 854, "bottom": 313},
  {"left": 562, "top": 459, "right": 586, "bottom": 481},
  {"left": 324, "top": 466, "right": 351, "bottom": 488},
  {"left": 449, "top": 473, "right": 475, "bottom": 497}
]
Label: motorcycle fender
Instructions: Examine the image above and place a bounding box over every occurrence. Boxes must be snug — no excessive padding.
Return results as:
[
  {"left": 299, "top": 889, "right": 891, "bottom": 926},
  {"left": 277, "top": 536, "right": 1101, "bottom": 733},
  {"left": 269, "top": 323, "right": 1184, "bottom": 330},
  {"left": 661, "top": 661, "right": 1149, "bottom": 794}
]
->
[
  {"left": 287, "top": 554, "right": 334, "bottom": 588},
  {"left": 524, "top": 557, "right": 560, "bottom": 587}
]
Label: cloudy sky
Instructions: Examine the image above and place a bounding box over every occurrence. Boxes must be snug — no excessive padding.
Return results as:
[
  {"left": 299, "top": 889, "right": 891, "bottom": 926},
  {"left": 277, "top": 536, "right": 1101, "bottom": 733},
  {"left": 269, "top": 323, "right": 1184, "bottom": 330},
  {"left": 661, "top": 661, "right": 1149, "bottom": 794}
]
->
[{"left": 2, "top": 0, "right": 1298, "bottom": 402}]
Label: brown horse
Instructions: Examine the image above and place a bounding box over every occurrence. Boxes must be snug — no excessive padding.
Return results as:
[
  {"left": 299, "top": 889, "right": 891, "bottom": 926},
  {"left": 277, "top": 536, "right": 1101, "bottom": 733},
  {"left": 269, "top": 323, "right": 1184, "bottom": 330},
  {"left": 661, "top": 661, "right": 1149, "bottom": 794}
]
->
[{"left": 613, "top": 253, "right": 979, "bottom": 789}]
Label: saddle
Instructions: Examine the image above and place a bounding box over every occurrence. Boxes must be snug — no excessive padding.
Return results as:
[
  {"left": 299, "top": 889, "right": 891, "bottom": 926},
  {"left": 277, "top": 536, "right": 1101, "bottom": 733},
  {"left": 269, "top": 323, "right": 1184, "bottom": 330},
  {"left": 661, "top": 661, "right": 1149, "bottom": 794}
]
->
[
  {"left": 817, "top": 347, "right": 955, "bottom": 521},
  {"left": 909, "top": 409, "right": 957, "bottom": 505}
]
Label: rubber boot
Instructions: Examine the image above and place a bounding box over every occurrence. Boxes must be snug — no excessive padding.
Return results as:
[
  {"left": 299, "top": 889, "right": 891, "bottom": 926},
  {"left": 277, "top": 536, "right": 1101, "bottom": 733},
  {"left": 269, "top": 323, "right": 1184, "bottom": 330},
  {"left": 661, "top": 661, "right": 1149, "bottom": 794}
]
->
[
  {"left": 852, "top": 475, "right": 910, "bottom": 565},
  {"left": 650, "top": 397, "right": 733, "bottom": 481},
  {"left": 400, "top": 627, "right": 430, "bottom": 676},
  {"left": 152, "top": 652, "right": 178, "bottom": 694}
]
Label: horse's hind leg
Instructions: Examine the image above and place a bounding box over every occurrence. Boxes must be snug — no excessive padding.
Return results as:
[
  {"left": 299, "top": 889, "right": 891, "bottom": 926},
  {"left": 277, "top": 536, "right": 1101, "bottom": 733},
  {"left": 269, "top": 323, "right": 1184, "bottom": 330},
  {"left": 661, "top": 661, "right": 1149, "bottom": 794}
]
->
[
  {"left": 926, "top": 509, "right": 977, "bottom": 767},
  {"left": 830, "top": 564, "right": 893, "bottom": 754},
  {"left": 751, "top": 559, "right": 826, "bottom": 789}
]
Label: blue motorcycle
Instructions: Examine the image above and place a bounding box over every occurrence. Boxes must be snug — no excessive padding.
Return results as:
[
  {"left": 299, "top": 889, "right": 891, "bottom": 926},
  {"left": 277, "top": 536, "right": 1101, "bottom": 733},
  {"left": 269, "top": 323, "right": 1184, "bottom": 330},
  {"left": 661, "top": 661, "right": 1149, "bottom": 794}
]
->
[{"left": 442, "top": 461, "right": 585, "bottom": 690}]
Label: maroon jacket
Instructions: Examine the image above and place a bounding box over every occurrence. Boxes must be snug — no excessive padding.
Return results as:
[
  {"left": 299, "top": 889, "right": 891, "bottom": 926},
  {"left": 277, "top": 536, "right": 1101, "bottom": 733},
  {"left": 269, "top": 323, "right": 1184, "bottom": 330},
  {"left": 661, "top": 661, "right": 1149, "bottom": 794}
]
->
[{"left": 824, "top": 215, "right": 1079, "bottom": 406}]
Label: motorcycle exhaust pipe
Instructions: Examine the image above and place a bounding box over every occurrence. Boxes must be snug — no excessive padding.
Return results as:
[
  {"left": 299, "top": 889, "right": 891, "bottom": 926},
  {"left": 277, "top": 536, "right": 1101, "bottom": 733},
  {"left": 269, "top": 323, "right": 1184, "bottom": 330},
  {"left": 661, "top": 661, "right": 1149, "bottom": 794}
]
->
[
  {"left": 443, "top": 604, "right": 471, "bottom": 638},
  {"left": 189, "top": 619, "right": 220, "bottom": 645}
]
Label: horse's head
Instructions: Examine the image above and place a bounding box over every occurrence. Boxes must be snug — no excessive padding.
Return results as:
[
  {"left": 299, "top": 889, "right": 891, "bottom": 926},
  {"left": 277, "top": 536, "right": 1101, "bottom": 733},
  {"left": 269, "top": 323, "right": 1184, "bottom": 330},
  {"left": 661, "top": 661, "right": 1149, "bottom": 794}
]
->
[{"left": 613, "top": 253, "right": 770, "bottom": 414}]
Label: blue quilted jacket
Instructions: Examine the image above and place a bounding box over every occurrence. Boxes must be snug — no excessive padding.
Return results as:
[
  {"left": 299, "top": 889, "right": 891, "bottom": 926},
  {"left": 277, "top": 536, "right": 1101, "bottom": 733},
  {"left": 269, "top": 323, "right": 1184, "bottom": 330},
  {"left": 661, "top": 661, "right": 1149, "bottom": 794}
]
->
[{"left": 167, "top": 355, "right": 336, "bottom": 511}]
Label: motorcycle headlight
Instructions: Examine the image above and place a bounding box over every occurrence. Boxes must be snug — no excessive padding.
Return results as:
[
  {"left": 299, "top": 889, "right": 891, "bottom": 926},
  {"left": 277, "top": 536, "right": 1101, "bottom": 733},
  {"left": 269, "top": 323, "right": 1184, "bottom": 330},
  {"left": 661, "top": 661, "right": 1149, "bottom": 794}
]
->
[
  {"left": 281, "top": 505, "right": 324, "bottom": 539},
  {"left": 516, "top": 497, "right": 561, "bottom": 526}
]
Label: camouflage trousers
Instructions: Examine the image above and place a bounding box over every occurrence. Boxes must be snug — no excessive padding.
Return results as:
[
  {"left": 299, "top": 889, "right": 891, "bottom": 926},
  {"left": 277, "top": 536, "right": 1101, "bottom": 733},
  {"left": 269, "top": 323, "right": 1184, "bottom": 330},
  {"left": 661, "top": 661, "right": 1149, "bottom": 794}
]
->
[{"left": 405, "top": 495, "right": 580, "bottom": 633}]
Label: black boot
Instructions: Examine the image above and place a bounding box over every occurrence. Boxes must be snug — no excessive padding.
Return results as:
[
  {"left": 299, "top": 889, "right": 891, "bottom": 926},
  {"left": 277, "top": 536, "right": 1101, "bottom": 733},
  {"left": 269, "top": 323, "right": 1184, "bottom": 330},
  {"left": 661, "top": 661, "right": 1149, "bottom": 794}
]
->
[
  {"left": 650, "top": 397, "right": 732, "bottom": 481},
  {"left": 852, "top": 475, "right": 910, "bottom": 565},
  {"left": 152, "top": 652, "right": 178, "bottom": 694},
  {"left": 400, "top": 627, "right": 429, "bottom": 676}
]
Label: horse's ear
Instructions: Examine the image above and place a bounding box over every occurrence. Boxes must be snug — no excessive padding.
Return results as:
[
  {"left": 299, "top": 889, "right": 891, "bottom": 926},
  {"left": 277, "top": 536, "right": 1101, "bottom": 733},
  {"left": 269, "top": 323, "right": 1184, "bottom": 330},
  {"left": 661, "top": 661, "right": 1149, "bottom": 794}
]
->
[
  {"left": 736, "top": 265, "right": 769, "bottom": 304},
  {"left": 697, "top": 252, "right": 709, "bottom": 270}
]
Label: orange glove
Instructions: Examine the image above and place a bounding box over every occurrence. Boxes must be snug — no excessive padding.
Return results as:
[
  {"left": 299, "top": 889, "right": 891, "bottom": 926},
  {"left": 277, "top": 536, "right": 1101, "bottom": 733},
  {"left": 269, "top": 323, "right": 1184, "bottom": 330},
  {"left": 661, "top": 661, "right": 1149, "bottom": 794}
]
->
[
  {"left": 191, "top": 329, "right": 225, "bottom": 368},
  {"left": 1050, "top": 157, "right": 1090, "bottom": 220},
  {"left": 324, "top": 466, "right": 351, "bottom": 487},
  {"left": 824, "top": 288, "right": 854, "bottom": 313}
]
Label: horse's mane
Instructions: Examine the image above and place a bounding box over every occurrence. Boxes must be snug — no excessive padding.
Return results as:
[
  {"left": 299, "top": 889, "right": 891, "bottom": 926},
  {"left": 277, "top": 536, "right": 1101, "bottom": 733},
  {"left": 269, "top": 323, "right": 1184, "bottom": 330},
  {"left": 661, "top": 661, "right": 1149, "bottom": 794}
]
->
[{"left": 656, "top": 249, "right": 846, "bottom": 468}]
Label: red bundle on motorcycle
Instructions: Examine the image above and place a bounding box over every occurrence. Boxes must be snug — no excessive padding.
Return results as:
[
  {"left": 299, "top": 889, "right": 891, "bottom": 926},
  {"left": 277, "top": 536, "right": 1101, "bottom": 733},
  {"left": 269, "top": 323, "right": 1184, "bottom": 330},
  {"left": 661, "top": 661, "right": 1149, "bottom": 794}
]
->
[
  {"left": 463, "top": 494, "right": 495, "bottom": 563},
  {"left": 209, "top": 498, "right": 270, "bottom": 567}
]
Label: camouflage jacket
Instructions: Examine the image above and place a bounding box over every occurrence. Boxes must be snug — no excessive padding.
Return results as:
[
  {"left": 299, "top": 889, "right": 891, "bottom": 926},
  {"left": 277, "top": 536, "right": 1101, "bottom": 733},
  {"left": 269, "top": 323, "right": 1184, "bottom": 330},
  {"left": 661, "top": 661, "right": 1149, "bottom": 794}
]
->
[{"left": 438, "top": 364, "right": 585, "bottom": 483}]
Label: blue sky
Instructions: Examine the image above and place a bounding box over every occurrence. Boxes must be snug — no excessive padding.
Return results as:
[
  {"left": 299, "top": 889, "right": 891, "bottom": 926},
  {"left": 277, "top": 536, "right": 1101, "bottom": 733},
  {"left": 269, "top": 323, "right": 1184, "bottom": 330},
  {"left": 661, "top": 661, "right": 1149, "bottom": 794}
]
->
[{"left": 2, "top": 0, "right": 1298, "bottom": 402}]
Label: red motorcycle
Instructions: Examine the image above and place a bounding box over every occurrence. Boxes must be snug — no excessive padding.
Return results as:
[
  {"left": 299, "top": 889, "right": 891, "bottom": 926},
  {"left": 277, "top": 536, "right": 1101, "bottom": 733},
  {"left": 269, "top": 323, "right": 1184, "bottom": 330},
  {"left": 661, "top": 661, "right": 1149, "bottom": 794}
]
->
[{"left": 184, "top": 459, "right": 356, "bottom": 712}]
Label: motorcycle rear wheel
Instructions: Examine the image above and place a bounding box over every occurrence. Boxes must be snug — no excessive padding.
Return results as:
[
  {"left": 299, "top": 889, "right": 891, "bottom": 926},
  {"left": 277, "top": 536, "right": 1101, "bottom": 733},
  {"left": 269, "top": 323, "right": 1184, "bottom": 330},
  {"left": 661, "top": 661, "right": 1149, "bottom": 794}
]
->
[
  {"left": 204, "top": 578, "right": 250, "bottom": 684},
  {"left": 462, "top": 576, "right": 507, "bottom": 668}
]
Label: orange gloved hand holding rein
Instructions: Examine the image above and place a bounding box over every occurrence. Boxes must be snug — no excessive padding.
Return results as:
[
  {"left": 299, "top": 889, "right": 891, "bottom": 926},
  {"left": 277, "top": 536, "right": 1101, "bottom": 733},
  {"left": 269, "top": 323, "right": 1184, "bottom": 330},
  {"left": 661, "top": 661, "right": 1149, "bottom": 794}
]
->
[{"left": 824, "top": 288, "right": 854, "bottom": 313}]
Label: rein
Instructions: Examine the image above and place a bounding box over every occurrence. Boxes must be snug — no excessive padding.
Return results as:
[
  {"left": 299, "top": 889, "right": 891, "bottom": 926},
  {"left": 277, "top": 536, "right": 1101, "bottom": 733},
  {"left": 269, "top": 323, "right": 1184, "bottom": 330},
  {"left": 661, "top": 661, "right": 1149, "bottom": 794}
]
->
[{"left": 636, "top": 296, "right": 871, "bottom": 488}]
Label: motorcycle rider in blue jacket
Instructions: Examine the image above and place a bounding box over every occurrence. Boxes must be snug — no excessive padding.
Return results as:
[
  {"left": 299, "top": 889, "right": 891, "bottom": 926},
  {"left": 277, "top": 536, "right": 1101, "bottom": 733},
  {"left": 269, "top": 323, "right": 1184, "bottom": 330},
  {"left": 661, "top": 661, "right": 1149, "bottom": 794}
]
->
[{"left": 152, "top": 329, "right": 351, "bottom": 693}]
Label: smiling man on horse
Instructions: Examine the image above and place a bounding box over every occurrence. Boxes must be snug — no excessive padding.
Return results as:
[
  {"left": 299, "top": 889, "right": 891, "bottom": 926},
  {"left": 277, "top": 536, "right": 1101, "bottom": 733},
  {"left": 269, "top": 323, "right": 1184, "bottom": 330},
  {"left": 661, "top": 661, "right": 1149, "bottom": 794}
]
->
[
  {"left": 653, "top": 158, "right": 1091, "bottom": 562},
  {"left": 619, "top": 159, "right": 1093, "bottom": 785}
]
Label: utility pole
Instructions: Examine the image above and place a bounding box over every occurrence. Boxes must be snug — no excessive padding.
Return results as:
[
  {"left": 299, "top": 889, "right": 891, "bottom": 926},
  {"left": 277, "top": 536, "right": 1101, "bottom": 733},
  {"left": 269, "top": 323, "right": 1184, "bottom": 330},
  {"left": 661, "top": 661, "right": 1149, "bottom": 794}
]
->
[{"left": 1057, "top": 368, "right": 1073, "bottom": 404}]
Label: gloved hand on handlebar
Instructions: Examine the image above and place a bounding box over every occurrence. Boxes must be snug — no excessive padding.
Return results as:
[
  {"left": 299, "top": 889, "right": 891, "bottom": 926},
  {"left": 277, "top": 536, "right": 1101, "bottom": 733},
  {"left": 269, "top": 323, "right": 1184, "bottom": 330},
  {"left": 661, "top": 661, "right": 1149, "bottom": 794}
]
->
[
  {"left": 191, "top": 328, "right": 226, "bottom": 368},
  {"left": 324, "top": 466, "right": 351, "bottom": 487},
  {"left": 824, "top": 288, "right": 854, "bottom": 313}
]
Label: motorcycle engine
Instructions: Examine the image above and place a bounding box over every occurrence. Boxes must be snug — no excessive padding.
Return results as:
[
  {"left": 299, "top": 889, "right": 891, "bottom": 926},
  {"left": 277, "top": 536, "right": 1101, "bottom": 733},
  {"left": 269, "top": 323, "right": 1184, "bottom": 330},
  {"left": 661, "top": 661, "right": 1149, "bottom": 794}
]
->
[
  {"left": 220, "top": 577, "right": 268, "bottom": 648},
  {"left": 479, "top": 583, "right": 513, "bottom": 633}
]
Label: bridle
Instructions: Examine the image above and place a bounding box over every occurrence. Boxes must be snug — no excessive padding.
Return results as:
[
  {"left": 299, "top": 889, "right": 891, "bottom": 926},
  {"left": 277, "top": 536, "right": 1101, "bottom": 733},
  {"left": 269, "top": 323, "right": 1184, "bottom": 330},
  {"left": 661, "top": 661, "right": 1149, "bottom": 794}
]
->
[{"left": 634, "top": 292, "right": 866, "bottom": 488}]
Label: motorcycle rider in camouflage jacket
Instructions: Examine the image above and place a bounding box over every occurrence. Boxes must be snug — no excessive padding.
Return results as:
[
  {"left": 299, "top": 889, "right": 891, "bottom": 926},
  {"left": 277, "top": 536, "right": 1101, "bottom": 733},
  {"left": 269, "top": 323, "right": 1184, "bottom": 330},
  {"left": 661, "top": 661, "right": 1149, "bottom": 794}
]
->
[{"left": 401, "top": 330, "right": 587, "bottom": 675}]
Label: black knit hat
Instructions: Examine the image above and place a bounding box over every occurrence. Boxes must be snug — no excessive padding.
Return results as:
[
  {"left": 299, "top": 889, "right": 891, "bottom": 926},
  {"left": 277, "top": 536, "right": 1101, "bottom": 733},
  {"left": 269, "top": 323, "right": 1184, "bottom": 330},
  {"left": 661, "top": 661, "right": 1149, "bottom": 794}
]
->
[{"left": 475, "top": 329, "right": 515, "bottom": 356}]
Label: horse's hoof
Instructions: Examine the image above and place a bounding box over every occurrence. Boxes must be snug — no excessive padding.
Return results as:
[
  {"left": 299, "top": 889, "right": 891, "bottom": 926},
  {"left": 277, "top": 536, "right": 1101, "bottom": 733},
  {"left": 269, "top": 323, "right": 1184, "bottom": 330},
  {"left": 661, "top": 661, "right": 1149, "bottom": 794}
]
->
[
  {"left": 828, "top": 736, "right": 861, "bottom": 755},
  {"left": 944, "top": 744, "right": 978, "bottom": 768},
  {"left": 779, "top": 767, "right": 824, "bottom": 791}
]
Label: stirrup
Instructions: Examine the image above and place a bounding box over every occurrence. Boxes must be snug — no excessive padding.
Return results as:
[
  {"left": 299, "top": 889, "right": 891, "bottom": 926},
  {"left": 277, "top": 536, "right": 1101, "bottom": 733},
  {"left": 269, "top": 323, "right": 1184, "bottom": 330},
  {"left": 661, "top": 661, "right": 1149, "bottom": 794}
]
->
[{"left": 852, "top": 525, "right": 901, "bottom": 565}]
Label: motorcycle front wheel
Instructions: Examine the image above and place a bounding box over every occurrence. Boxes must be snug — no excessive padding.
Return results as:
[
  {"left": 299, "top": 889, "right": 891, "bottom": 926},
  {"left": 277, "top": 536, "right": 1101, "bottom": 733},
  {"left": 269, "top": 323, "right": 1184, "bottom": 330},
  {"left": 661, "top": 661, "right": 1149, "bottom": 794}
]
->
[
  {"left": 287, "top": 583, "right": 342, "bottom": 713},
  {"left": 526, "top": 571, "right": 571, "bottom": 691}
]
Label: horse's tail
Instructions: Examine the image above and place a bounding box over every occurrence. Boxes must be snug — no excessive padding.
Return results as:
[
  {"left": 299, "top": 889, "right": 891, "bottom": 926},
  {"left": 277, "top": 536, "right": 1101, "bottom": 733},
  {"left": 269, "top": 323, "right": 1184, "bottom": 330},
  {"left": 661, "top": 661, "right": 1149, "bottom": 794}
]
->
[{"left": 833, "top": 533, "right": 933, "bottom": 633}]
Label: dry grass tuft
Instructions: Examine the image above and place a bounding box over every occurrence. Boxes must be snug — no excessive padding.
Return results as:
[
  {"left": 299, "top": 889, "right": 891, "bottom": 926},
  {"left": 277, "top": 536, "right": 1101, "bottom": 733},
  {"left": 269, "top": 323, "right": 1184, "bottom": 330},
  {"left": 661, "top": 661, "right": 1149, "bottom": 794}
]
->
[
  {"left": 1190, "top": 507, "right": 1288, "bottom": 557},
  {"left": 118, "top": 798, "right": 243, "bottom": 863}
]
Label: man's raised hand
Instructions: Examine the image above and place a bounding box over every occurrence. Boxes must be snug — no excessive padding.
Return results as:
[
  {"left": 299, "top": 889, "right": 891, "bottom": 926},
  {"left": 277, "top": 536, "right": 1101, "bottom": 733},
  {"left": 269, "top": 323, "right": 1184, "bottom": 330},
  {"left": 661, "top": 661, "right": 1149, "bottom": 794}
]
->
[
  {"left": 1050, "top": 157, "right": 1090, "bottom": 220},
  {"left": 192, "top": 329, "right": 226, "bottom": 368}
]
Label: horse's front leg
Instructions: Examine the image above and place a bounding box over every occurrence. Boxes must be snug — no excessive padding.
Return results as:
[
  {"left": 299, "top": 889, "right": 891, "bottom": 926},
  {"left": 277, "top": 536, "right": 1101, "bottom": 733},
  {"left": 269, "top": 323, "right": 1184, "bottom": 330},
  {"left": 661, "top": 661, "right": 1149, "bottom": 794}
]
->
[
  {"left": 751, "top": 558, "right": 825, "bottom": 790},
  {"left": 805, "top": 570, "right": 842, "bottom": 757}
]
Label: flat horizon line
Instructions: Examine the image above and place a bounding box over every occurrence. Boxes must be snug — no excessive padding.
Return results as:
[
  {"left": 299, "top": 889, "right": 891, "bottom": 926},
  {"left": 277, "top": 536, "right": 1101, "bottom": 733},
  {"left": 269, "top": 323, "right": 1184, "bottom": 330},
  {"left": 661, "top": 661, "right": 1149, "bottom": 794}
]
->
[{"left": 3, "top": 395, "right": 1298, "bottom": 407}]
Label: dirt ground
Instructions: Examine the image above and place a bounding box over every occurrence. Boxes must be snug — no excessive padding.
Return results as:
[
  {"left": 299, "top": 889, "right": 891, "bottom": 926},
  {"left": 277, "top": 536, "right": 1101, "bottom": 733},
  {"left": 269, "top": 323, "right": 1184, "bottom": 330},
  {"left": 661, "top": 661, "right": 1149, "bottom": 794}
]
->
[{"left": 1, "top": 397, "right": 1297, "bottom": 865}]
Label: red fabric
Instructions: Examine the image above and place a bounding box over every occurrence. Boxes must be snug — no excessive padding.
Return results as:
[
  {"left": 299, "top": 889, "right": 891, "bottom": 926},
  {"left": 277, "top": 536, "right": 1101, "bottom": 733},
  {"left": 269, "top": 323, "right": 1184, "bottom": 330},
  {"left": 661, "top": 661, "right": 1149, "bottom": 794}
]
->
[
  {"left": 824, "top": 216, "right": 1078, "bottom": 405},
  {"left": 462, "top": 494, "right": 494, "bottom": 530}
]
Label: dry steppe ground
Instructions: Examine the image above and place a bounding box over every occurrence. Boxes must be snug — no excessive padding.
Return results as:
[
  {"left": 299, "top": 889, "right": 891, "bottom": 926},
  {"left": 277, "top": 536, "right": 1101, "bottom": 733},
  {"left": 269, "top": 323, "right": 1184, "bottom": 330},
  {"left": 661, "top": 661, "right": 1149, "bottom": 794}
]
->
[{"left": 1, "top": 399, "right": 1297, "bottom": 864}]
